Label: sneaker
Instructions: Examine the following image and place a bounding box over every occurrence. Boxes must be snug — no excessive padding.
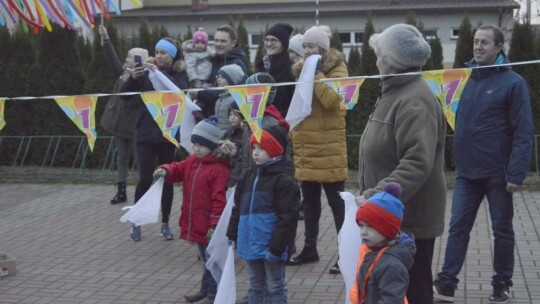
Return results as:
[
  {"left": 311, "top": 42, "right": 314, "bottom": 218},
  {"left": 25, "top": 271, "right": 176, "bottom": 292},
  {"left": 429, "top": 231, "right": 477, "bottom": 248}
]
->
[
  {"left": 489, "top": 284, "right": 510, "bottom": 304},
  {"left": 433, "top": 278, "right": 455, "bottom": 302},
  {"left": 130, "top": 225, "right": 141, "bottom": 242},
  {"left": 160, "top": 224, "right": 174, "bottom": 241},
  {"left": 329, "top": 261, "right": 340, "bottom": 274}
]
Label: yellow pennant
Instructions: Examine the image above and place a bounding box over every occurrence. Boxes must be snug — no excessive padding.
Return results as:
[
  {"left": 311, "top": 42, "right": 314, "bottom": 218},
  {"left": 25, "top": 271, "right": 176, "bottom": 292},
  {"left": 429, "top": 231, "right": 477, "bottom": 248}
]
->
[
  {"left": 422, "top": 68, "right": 472, "bottom": 130},
  {"left": 54, "top": 95, "right": 97, "bottom": 151},
  {"left": 140, "top": 91, "right": 186, "bottom": 147},
  {"left": 324, "top": 78, "right": 365, "bottom": 110},
  {"left": 228, "top": 85, "right": 271, "bottom": 142}
]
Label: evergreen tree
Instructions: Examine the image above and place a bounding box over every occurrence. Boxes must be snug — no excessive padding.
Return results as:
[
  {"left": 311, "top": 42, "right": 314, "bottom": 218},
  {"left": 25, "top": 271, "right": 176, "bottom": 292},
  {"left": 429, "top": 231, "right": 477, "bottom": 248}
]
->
[
  {"left": 254, "top": 30, "right": 265, "bottom": 69},
  {"left": 76, "top": 35, "right": 92, "bottom": 84},
  {"left": 138, "top": 19, "right": 153, "bottom": 52},
  {"left": 85, "top": 26, "right": 117, "bottom": 95},
  {"left": 509, "top": 22, "right": 540, "bottom": 134},
  {"left": 0, "top": 26, "right": 14, "bottom": 97},
  {"left": 425, "top": 38, "right": 444, "bottom": 70},
  {"left": 183, "top": 25, "right": 193, "bottom": 42},
  {"left": 236, "top": 15, "right": 253, "bottom": 74},
  {"left": 1, "top": 26, "right": 36, "bottom": 140},
  {"left": 330, "top": 29, "right": 343, "bottom": 52},
  {"left": 23, "top": 24, "right": 84, "bottom": 142},
  {"left": 405, "top": 12, "right": 425, "bottom": 33},
  {"left": 453, "top": 15, "right": 474, "bottom": 68},
  {"left": 345, "top": 15, "right": 379, "bottom": 170},
  {"left": 159, "top": 25, "right": 170, "bottom": 39},
  {"left": 347, "top": 46, "right": 361, "bottom": 76},
  {"left": 361, "top": 16, "right": 377, "bottom": 76}
]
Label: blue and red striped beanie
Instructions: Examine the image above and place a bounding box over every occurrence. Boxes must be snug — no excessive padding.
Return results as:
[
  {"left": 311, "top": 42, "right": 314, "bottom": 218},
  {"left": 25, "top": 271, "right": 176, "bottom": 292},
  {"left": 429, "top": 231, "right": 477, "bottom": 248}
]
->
[{"left": 356, "top": 182, "right": 404, "bottom": 239}]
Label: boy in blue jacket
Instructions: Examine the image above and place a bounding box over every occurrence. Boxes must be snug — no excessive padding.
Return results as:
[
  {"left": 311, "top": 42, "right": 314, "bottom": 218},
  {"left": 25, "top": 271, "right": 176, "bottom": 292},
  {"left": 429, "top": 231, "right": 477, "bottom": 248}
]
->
[{"left": 226, "top": 121, "right": 300, "bottom": 304}]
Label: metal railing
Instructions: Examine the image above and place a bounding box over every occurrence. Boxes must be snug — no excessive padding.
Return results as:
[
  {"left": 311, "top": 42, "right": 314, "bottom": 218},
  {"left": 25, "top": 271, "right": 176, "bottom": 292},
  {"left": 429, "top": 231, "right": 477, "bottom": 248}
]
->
[
  {"left": 0, "top": 134, "right": 539, "bottom": 183},
  {"left": 0, "top": 135, "right": 137, "bottom": 181}
]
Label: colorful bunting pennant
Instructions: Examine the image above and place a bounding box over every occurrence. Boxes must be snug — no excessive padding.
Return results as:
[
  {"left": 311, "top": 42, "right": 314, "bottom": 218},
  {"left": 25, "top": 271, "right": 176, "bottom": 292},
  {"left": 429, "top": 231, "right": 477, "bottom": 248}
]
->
[
  {"left": 324, "top": 78, "right": 365, "bottom": 110},
  {"left": 140, "top": 91, "right": 186, "bottom": 148},
  {"left": 228, "top": 85, "right": 270, "bottom": 142},
  {"left": 422, "top": 68, "right": 472, "bottom": 130},
  {"left": 54, "top": 95, "right": 97, "bottom": 151},
  {"left": 0, "top": 98, "right": 6, "bottom": 131},
  {"left": 0, "top": 0, "right": 140, "bottom": 32}
]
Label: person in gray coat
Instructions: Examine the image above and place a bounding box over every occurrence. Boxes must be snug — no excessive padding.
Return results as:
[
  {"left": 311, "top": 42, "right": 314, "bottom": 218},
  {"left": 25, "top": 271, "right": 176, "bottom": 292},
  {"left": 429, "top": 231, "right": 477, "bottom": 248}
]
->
[
  {"left": 357, "top": 24, "right": 447, "bottom": 304},
  {"left": 98, "top": 25, "right": 147, "bottom": 204}
]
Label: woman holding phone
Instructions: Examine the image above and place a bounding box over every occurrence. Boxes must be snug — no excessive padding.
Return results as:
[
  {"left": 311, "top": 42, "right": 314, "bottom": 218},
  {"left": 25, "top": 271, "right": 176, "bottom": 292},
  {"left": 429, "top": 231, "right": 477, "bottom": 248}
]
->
[
  {"left": 98, "top": 25, "right": 148, "bottom": 205},
  {"left": 120, "top": 36, "right": 189, "bottom": 242}
]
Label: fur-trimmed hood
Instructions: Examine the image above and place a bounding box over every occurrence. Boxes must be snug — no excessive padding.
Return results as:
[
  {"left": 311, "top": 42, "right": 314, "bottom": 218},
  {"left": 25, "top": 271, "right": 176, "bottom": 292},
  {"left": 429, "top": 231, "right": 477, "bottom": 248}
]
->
[
  {"left": 292, "top": 48, "right": 345, "bottom": 78},
  {"left": 146, "top": 56, "right": 187, "bottom": 73},
  {"left": 213, "top": 139, "right": 237, "bottom": 160}
]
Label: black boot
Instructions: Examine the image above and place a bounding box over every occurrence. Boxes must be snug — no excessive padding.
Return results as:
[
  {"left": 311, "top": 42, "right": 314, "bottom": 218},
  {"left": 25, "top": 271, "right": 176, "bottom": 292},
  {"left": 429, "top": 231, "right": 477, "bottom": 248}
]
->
[
  {"left": 287, "top": 246, "right": 319, "bottom": 266},
  {"left": 110, "top": 182, "right": 127, "bottom": 204}
]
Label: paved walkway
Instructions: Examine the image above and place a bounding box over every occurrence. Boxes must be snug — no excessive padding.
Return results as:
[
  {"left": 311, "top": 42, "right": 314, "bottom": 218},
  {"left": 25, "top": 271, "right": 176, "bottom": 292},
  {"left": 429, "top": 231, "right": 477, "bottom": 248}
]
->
[{"left": 0, "top": 183, "right": 539, "bottom": 304}]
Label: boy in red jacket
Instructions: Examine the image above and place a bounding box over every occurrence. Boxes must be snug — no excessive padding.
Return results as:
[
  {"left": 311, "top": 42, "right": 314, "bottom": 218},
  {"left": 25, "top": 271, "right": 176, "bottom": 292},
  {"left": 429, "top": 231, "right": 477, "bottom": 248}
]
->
[{"left": 153, "top": 116, "right": 236, "bottom": 304}]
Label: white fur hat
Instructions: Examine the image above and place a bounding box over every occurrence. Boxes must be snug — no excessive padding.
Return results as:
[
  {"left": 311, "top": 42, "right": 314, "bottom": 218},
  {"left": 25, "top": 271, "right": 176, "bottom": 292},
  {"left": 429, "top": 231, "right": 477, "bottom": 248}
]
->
[{"left": 289, "top": 34, "right": 304, "bottom": 56}]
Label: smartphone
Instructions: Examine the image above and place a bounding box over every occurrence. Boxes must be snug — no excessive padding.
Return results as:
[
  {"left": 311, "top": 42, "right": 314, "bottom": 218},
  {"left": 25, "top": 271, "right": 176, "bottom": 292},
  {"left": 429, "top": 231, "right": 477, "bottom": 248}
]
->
[{"left": 134, "top": 55, "right": 142, "bottom": 66}]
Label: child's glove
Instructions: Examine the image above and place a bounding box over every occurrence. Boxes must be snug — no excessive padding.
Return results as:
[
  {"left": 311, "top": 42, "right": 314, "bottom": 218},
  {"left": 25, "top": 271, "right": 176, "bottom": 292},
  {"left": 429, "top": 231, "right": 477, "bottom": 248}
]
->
[
  {"left": 206, "top": 226, "right": 216, "bottom": 241},
  {"left": 265, "top": 251, "right": 282, "bottom": 264},
  {"left": 153, "top": 168, "right": 166, "bottom": 179}
]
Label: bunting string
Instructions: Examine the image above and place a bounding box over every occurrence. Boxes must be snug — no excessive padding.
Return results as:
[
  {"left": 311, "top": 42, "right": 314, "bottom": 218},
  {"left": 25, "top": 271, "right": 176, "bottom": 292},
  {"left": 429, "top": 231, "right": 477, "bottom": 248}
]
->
[{"left": 1, "top": 60, "right": 540, "bottom": 151}]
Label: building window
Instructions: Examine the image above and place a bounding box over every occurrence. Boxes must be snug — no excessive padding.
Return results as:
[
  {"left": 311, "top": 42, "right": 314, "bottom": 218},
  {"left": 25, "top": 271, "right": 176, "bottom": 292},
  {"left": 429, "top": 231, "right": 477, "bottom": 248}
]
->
[
  {"left": 338, "top": 31, "right": 364, "bottom": 46},
  {"left": 451, "top": 28, "right": 460, "bottom": 40},
  {"left": 451, "top": 28, "right": 477, "bottom": 40},
  {"left": 249, "top": 33, "right": 263, "bottom": 48},
  {"left": 354, "top": 32, "right": 364, "bottom": 44},
  {"left": 424, "top": 29, "right": 438, "bottom": 41}
]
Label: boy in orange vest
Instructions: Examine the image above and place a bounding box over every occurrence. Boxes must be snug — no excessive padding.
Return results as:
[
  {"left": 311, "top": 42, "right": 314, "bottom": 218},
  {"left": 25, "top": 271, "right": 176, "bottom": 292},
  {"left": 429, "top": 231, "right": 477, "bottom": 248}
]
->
[{"left": 350, "top": 182, "right": 415, "bottom": 304}]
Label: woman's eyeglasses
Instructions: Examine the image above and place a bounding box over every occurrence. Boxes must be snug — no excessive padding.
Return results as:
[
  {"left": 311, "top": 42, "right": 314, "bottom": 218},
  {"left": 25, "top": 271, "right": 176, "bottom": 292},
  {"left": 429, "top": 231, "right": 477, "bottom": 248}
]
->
[{"left": 264, "top": 37, "right": 280, "bottom": 44}]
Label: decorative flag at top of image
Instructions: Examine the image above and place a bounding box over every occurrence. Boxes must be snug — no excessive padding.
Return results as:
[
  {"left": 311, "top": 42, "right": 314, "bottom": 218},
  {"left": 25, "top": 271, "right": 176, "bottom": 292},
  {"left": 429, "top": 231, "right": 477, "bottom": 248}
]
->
[
  {"left": 0, "top": 98, "right": 6, "bottom": 131},
  {"left": 54, "top": 95, "right": 97, "bottom": 151},
  {"left": 422, "top": 68, "right": 472, "bottom": 130},
  {"left": 228, "top": 84, "right": 270, "bottom": 142},
  {"left": 324, "top": 78, "right": 364, "bottom": 110},
  {"left": 140, "top": 91, "right": 186, "bottom": 148}
]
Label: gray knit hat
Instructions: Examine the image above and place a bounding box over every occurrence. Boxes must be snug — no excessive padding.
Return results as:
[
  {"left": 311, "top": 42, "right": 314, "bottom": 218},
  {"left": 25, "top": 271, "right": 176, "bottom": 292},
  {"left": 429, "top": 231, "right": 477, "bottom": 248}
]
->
[
  {"left": 217, "top": 64, "right": 245, "bottom": 85},
  {"left": 289, "top": 34, "right": 304, "bottom": 56},
  {"left": 369, "top": 24, "right": 431, "bottom": 72},
  {"left": 191, "top": 116, "right": 221, "bottom": 150},
  {"left": 245, "top": 72, "right": 277, "bottom": 105}
]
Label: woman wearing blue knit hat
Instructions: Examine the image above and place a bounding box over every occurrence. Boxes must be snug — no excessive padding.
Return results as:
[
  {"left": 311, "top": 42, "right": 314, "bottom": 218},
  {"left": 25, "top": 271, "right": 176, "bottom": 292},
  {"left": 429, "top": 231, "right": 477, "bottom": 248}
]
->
[{"left": 120, "top": 36, "right": 189, "bottom": 242}]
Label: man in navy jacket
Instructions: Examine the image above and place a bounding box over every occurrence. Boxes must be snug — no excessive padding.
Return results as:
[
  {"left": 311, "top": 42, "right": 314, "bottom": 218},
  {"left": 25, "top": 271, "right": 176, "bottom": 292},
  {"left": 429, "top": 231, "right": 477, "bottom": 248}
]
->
[{"left": 434, "top": 25, "right": 533, "bottom": 304}]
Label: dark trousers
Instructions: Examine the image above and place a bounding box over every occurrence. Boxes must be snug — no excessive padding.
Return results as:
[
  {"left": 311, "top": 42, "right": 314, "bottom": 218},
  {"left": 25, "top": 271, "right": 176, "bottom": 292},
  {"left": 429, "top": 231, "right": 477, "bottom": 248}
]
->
[
  {"left": 134, "top": 141, "right": 176, "bottom": 224},
  {"left": 301, "top": 181, "right": 345, "bottom": 248},
  {"left": 406, "top": 238, "right": 435, "bottom": 304},
  {"left": 437, "top": 175, "right": 514, "bottom": 288}
]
